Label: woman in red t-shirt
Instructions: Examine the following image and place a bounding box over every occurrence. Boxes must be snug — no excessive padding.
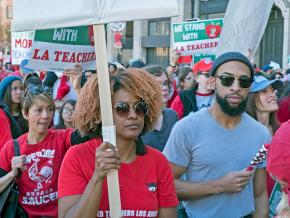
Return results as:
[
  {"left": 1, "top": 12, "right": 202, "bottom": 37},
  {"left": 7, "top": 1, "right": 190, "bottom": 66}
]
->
[
  {"left": 0, "top": 85, "right": 69, "bottom": 218},
  {"left": 0, "top": 66, "right": 89, "bottom": 218},
  {"left": 58, "top": 69, "right": 178, "bottom": 218}
]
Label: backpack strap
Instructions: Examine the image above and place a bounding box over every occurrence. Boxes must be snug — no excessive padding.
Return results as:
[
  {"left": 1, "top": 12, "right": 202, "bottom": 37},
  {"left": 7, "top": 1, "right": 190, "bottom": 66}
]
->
[
  {"left": 13, "top": 139, "right": 21, "bottom": 157},
  {"left": 13, "top": 139, "right": 21, "bottom": 180},
  {"left": 0, "top": 141, "right": 21, "bottom": 179}
]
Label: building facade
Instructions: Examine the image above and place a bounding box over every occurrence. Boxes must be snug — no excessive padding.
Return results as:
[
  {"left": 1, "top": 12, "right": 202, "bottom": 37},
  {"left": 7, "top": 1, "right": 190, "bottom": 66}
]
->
[
  {"left": 107, "top": 0, "right": 290, "bottom": 70},
  {"left": 0, "top": 0, "right": 12, "bottom": 51},
  {"left": 1, "top": 0, "right": 289, "bottom": 69}
]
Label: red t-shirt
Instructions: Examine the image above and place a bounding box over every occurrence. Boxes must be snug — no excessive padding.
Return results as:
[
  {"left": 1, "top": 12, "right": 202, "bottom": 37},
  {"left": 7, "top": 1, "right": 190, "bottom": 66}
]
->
[
  {"left": 267, "top": 120, "right": 290, "bottom": 199},
  {"left": 58, "top": 138, "right": 178, "bottom": 218},
  {"left": 170, "top": 95, "right": 184, "bottom": 119},
  {"left": 167, "top": 80, "right": 178, "bottom": 108},
  {"left": 0, "top": 108, "right": 13, "bottom": 152},
  {"left": 0, "top": 128, "right": 73, "bottom": 218},
  {"left": 277, "top": 96, "right": 290, "bottom": 124}
]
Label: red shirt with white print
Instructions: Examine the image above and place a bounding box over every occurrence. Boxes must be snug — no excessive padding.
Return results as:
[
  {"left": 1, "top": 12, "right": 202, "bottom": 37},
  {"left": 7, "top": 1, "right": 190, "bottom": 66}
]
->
[
  {"left": 58, "top": 138, "right": 178, "bottom": 218},
  {"left": 0, "top": 128, "right": 73, "bottom": 218}
]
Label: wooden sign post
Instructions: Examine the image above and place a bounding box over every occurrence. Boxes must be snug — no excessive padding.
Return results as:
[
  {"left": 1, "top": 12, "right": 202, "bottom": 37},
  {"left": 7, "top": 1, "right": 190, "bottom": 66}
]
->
[{"left": 93, "top": 24, "right": 121, "bottom": 218}]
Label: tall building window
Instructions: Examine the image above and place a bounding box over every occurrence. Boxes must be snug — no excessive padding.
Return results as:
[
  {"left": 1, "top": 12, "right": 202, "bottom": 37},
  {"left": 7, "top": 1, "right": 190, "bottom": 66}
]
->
[
  {"left": 122, "top": 21, "right": 133, "bottom": 49},
  {"left": 146, "top": 19, "right": 170, "bottom": 67},
  {"left": 200, "top": 12, "right": 224, "bottom": 20},
  {"left": 148, "top": 19, "right": 170, "bottom": 37},
  {"left": 125, "top": 21, "right": 133, "bottom": 38},
  {"left": 147, "top": 47, "right": 169, "bottom": 67}
]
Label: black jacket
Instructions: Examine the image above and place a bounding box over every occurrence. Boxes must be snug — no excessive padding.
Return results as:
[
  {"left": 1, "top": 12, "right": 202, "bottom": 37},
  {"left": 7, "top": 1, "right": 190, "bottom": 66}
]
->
[{"left": 179, "top": 87, "right": 198, "bottom": 118}]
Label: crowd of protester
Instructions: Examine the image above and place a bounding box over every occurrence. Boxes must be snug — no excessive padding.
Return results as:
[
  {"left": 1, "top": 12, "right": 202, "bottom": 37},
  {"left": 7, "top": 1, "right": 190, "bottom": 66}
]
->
[{"left": 0, "top": 51, "right": 289, "bottom": 218}]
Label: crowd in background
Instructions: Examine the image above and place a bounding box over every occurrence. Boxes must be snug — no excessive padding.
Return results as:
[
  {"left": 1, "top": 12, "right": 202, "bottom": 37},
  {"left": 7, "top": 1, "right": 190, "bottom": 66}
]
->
[{"left": 0, "top": 51, "right": 289, "bottom": 218}]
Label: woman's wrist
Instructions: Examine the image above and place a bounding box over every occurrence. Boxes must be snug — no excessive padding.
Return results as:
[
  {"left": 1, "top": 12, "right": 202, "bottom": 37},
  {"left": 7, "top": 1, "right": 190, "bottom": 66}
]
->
[
  {"left": 8, "top": 170, "right": 17, "bottom": 180},
  {"left": 91, "top": 173, "right": 104, "bottom": 184}
]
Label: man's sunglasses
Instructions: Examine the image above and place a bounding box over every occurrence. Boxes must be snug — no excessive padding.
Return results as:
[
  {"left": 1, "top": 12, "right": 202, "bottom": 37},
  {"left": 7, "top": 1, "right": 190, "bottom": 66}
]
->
[
  {"left": 113, "top": 101, "right": 148, "bottom": 117},
  {"left": 216, "top": 75, "right": 253, "bottom": 88},
  {"left": 27, "top": 86, "right": 53, "bottom": 96}
]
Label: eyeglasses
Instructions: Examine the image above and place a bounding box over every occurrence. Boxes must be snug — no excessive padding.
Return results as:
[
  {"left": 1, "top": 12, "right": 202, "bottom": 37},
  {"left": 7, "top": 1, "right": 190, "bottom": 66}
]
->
[
  {"left": 160, "top": 81, "right": 173, "bottom": 87},
  {"left": 185, "top": 75, "right": 193, "bottom": 81},
  {"left": 216, "top": 75, "right": 253, "bottom": 88},
  {"left": 27, "top": 85, "right": 53, "bottom": 96},
  {"left": 113, "top": 101, "right": 148, "bottom": 117},
  {"left": 197, "top": 73, "right": 210, "bottom": 78},
  {"left": 63, "top": 107, "right": 74, "bottom": 114}
]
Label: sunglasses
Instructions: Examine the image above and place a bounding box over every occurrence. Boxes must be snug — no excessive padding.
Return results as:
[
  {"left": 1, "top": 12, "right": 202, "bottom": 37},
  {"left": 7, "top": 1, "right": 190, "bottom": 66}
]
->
[
  {"left": 216, "top": 75, "right": 253, "bottom": 88},
  {"left": 27, "top": 85, "right": 53, "bottom": 96},
  {"left": 113, "top": 101, "right": 148, "bottom": 117}
]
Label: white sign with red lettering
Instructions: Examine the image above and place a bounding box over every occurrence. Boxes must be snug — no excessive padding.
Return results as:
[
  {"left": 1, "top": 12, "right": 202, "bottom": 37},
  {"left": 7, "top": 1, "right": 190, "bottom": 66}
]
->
[
  {"left": 11, "top": 31, "right": 34, "bottom": 65},
  {"left": 27, "top": 26, "right": 96, "bottom": 72}
]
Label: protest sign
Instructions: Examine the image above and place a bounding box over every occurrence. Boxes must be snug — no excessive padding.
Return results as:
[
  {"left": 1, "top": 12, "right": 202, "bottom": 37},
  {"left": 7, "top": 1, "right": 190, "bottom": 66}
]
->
[
  {"left": 217, "top": 0, "right": 274, "bottom": 57},
  {"left": 12, "top": 0, "right": 178, "bottom": 31},
  {"left": 27, "top": 26, "right": 95, "bottom": 71},
  {"left": 269, "top": 182, "right": 282, "bottom": 218},
  {"left": 193, "top": 53, "right": 216, "bottom": 63},
  {"left": 11, "top": 31, "right": 34, "bottom": 65},
  {"left": 270, "top": 61, "right": 280, "bottom": 70},
  {"left": 172, "top": 19, "right": 223, "bottom": 56}
]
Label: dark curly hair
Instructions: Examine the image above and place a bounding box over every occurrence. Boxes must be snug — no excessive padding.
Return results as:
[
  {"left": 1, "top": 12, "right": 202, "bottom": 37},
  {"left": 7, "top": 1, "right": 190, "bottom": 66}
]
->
[{"left": 73, "top": 68, "right": 163, "bottom": 138}]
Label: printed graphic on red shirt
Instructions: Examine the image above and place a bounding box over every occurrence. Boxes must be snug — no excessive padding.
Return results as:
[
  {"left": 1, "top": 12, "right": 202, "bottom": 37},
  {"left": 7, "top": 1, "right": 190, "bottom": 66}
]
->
[
  {"left": 21, "top": 149, "right": 57, "bottom": 206},
  {"left": 94, "top": 180, "right": 159, "bottom": 217},
  {"left": 96, "top": 209, "right": 158, "bottom": 217},
  {"left": 146, "top": 182, "right": 157, "bottom": 192}
]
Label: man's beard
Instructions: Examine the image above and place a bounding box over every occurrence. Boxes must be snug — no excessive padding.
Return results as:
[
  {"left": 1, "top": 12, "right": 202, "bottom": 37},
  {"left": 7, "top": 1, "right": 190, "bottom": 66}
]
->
[{"left": 216, "top": 92, "right": 248, "bottom": 117}]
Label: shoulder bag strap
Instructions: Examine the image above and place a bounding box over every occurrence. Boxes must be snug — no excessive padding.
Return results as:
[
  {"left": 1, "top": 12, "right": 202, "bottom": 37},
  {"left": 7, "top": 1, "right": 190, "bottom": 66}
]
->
[
  {"left": 13, "top": 139, "right": 20, "bottom": 157},
  {"left": 13, "top": 140, "right": 21, "bottom": 183}
]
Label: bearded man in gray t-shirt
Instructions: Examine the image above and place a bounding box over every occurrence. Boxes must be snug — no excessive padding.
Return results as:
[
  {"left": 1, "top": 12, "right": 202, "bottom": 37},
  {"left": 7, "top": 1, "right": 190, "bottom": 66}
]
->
[{"left": 163, "top": 52, "right": 271, "bottom": 218}]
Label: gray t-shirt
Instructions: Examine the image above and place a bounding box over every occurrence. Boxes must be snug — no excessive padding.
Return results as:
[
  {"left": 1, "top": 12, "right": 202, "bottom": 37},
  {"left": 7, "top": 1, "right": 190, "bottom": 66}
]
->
[
  {"left": 163, "top": 108, "right": 271, "bottom": 218},
  {"left": 142, "top": 108, "right": 178, "bottom": 151}
]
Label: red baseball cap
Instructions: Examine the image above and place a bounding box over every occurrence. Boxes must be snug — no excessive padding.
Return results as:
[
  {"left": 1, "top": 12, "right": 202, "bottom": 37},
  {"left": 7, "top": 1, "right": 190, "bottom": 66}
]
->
[{"left": 192, "top": 59, "right": 213, "bottom": 75}]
